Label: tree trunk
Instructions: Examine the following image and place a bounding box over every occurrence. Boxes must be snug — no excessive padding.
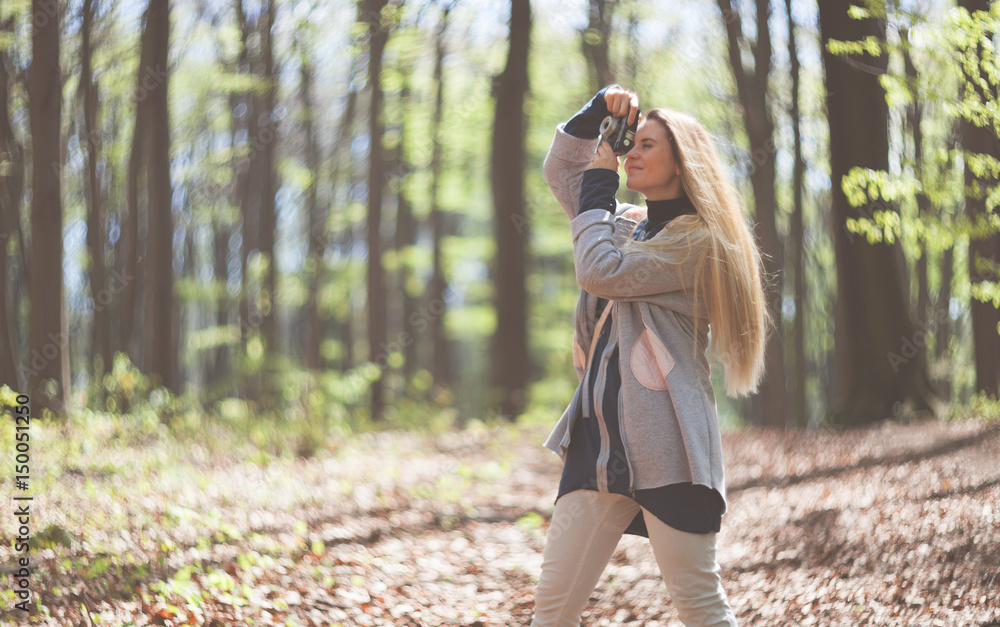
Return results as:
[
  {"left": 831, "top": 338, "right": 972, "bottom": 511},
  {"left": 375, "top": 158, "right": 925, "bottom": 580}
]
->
[
  {"left": 958, "top": 0, "right": 1000, "bottom": 397},
  {"left": 212, "top": 222, "right": 230, "bottom": 386},
  {"left": 818, "top": 0, "right": 937, "bottom": 424},
  {"left": 141, "top": 0, "right": 178, "bottom": 392},
  {"left": 392, "top": 76, "right": 419, "bottom": 383},
  {"left": 326, "top": 87, "right": 359, "bottom": 373},
  {"left": 581, "top": 0, "right": 615, "bottom": 93},
  {"left": 363, "top": 0, "right": 390, "bottom": 421},
  {"left": 235, "top": 0, "right": 258, "bottom": 377},
  {"left": 257, "top": 0, "right": 279, "bottom": 356},
  {"left": 717, "top": 0, "right": 787, "bottom": 427},
  {"left": 301, "top": 53, "right": 323, "bottom": 370},
  {"left": 784, "top": 0, "right": 806, "bottom": 427},
  {"left": 936, "top": 245, "right": 954, "bottom": 397},
  {"left": 491, "top": 0, "right": 532, "bottom": 420},
  {"left": 28, "top": 0, "right": 70, "bottom": 413},
  {"left": 79, "top": 0, "right": 113, "bottom": 381},
  {"left": 428, "top": 4, "right": 452, "bottom": 398},
  {"left": 122, "top": 0, "right": 154, "bottom": 369},
  {"left": 0, "top": 16, "right": 25, "bottom": 392}
]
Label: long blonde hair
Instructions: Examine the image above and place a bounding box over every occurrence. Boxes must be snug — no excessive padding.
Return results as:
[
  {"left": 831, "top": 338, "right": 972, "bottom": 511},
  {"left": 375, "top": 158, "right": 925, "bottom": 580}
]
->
[{"left": 624, "top": 108, "right": 771, "bottom": 397}]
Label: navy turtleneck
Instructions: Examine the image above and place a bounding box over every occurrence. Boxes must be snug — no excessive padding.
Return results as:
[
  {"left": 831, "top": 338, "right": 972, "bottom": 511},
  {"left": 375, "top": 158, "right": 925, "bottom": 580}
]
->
[{"left": 641, "top": 195, "right": 696, "bottom": 238}]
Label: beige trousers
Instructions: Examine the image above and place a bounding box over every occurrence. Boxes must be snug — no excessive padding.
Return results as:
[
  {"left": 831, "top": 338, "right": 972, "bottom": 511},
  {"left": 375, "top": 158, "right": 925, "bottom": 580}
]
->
[{"left": 531, "top": 489, "right": 738, "bottom": 627}]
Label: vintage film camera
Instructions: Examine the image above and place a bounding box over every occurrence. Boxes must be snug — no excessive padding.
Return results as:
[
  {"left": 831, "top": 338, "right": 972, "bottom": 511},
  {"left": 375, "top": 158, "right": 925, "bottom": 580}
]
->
[{"left": 599, "top": 108, "right": 640, "bottom": 155}]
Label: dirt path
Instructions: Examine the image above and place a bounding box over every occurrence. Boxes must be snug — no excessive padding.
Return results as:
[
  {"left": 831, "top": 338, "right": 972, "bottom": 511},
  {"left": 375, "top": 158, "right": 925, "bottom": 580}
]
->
[{"left": 2, "top": 419, "right": 998, "bottom": 626}]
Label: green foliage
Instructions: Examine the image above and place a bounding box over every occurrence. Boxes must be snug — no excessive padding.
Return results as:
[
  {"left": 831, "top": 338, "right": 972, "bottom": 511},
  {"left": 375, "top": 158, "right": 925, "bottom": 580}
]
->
[
  {"left": 836, "top": 3, "right": 1000, "bottom": 339},
  {"left": 947, "top": 390, "right": 1000, "bottom": 421}
]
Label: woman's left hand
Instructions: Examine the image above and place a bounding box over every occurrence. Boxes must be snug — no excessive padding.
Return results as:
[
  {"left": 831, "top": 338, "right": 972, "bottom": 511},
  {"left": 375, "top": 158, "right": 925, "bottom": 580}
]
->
[{"left": 588, "top": 140, "right": 620, "bottom": 172}]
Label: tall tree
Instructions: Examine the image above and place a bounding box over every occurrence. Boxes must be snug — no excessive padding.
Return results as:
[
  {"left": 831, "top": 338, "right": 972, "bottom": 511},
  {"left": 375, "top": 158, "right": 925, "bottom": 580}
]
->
[
  {"left": 234, "top": 0, "right": 257, "bottom": 374},
  {"left": 79, "top": 0, "right": 113, "bottom": 380},
  {"left": 390, "top": 72, "right": 419, "bottom": 382},
  {"left": 491, "top": 0, "right": 531, "bottom": 420},
  {"left": 0, "top": 16, "right": 25, "bottom": 391},
  {"left": 818, "top": 0, "right": 936, "bottom": 424},
  {"left": 257, "top": 0, "right": 279, "bottom": 355},
  {"left": 29, "top": 0, "right": 70, "bottom": 412},
  {"left": 327, "top": 86, "right": 359, "bottom": 373},
  {"left": 363, "top": 0, "right": 391, "bottom": 421},
  {"left": 121, "top": 0, "right": 153, "bottom": 367},
  {"left": 141, "top": 0, "right": 178, "bottom": 391},
  {"left": 717, "top": 0, "right": 787, "bottom": 427},
  {"left": 784, "top": 0, "right": 807, "bottom": 426},
  {"left": 581, "top": 0, "right": 615, "bottom": 93},
  {"left": 958, "top": 0, "right": 1000, "bottom": 397},
  {"left": 300, "top": 49, "right": 324, "bottom": 370},
  {"left": 427, "top": 3, "right": 452, "bottom": 397}
]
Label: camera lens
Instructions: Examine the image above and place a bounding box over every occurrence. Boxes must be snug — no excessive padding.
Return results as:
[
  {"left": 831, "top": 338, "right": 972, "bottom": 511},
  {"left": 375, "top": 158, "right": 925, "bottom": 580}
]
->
[{"left": 599, "top": 116, "right": 617, "bottom": 138}]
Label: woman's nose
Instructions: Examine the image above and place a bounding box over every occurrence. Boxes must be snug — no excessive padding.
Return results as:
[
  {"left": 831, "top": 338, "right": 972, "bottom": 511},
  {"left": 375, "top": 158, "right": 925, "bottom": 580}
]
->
[{"left": 624, "top": 147, "right": 638, "bottom": 161}]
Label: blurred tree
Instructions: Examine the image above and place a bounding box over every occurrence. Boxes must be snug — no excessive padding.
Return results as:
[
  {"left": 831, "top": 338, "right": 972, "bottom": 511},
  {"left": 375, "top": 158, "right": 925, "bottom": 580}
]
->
[
  {"left": 78, "top": 0, "right": 112, "bottom": 383},
  {"left": 390, "top": 69, "right": 419, "bottom": 382},
  {"left": 329, "top": 86, "right": 359, "bottom": 373},
  {"left": 0, "top": 15, "right": 25, "bottom": 392},
  {"left": 363, "top": 0, "right": 391, "bottom": 421},
  {"left": 300, "top": 49, "right": 323, "bottom": 371},
  {"left": 491, "top": 0, "right": 531, "bottom": 420},
  {"left": 29, "top": 0, "right": 70, "bottom": 413},
  {"left": 235, "top": 0, "right": 254, "bottom": 364},
  {"left": 784, "top": 0, "right": 807, "bottom": 426},
  {"left": 121, "top": 0, "right": 152, "bottom": 368},
  {"left": 581, "top": 0, "right": 616, "bottom": 93},
  {"left": 256, "top": 0, "right": 279, "bottom": 357},
  {"left": 427, "top": 3, "right": 452, "bottom": 398},
  {"left": 717, "top": 0, "right": 787, "bottom": 427},
  {"left": 140, "top": 0, "right": 178, "bottom": 392},
  {"left": 819, "top": 0, "right": 937, "bottom": 424},
  {"left": 958, "top": 0, "right": 1000, "bottom": 397}
]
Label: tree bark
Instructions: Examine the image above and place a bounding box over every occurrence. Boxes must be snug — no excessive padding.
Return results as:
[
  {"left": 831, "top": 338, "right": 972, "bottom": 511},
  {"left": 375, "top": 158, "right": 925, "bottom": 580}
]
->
[
  {"left": 79, "top": 0, "right": 113, "bottom": 380},
  {"left": 327, "top": 87, "right": 358, "bottom": 373},
  {"left": 491, "top": 0, "right": 532, "bottom": 420},
  {"left": 818, "top": 0, "right": 937, "bottom": 424},
  {"left": 784, "top": 0, "right": 807, "bottom": 427},
  {"left": 234, "top": 0, "right": 258, "bottom": 375},
  {"left": 391, "top": 76, "right": 419, "bottom": 382},
  {"left": 141, "top": 0, "right": 178, "bottom": 392},
  {"left": 958, "top": 0, "right": 1000, "bottom": 397},
  {"left": 0, "top": 16, "right": 25, "bottom": 391},
  {"left": 300, "top": 53, "right": 323, "bottom": 370},
  {"left": 257, "top": 0, "right": 279, "bottom": 355},
  {"left": 363, "top": 0, "right": 390, "bottom": 421},
  {"left": 717, "top": 0, "right": 787, "bottom": 427},
  {"left": 122, "top": 0, "right": 155, "bottom": 368},
  {"left": 29, "top": 0, "right": 70, "bottom": 412},
  {"left": 428, "top": 4, "right": 452, "bottom": 398}
]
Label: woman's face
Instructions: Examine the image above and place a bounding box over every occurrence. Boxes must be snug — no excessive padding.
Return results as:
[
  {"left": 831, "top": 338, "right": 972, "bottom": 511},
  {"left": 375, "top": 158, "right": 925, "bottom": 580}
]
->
[{"left": 624, "top": 119, "right": 683, "bottom": 200}]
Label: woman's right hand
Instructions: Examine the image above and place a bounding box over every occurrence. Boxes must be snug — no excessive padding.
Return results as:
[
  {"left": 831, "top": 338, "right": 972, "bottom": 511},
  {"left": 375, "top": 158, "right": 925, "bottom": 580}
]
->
[{"left": 602, "top": 87, "right": 639, "bottom": 125}]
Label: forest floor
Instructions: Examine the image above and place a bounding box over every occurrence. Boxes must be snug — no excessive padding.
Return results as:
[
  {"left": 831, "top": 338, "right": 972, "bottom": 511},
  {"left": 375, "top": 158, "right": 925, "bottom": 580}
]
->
[{"left": 1, "top": 416, "right": 999, "bottom": 626}]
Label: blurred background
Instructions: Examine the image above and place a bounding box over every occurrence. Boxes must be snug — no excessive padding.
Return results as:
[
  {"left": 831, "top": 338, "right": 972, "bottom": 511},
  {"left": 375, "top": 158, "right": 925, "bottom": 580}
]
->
[{"left": 1, "top": 0, "right": 998, "bottom": 437}]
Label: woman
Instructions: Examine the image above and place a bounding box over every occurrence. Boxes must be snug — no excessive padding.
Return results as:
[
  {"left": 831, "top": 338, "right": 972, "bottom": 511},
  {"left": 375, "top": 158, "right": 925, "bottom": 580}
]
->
[{"left": 531, "top": 86, "right": 770, "bottom": 627}]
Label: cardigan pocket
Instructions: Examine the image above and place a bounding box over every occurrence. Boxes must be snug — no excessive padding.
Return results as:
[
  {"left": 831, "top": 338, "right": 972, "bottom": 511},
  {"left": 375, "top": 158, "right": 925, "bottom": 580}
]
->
[{"left": 630, "top": 325, "right": 675, "bottom": 391}]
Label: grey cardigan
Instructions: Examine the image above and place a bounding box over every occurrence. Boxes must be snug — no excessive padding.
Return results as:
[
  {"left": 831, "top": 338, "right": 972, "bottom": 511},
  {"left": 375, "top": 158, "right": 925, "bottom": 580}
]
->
[{"left": 541, "top": 123, "right": 727, "bottom": 504}]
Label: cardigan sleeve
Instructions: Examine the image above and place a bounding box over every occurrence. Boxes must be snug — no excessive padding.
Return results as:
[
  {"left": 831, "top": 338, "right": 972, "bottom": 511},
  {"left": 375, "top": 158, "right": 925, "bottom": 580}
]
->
[
  {"left": 541, "top": 123, "right": 601, "bottom": 220},
  {"left": 571, "top": 209, "right": 704, "bottom": 300}
]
